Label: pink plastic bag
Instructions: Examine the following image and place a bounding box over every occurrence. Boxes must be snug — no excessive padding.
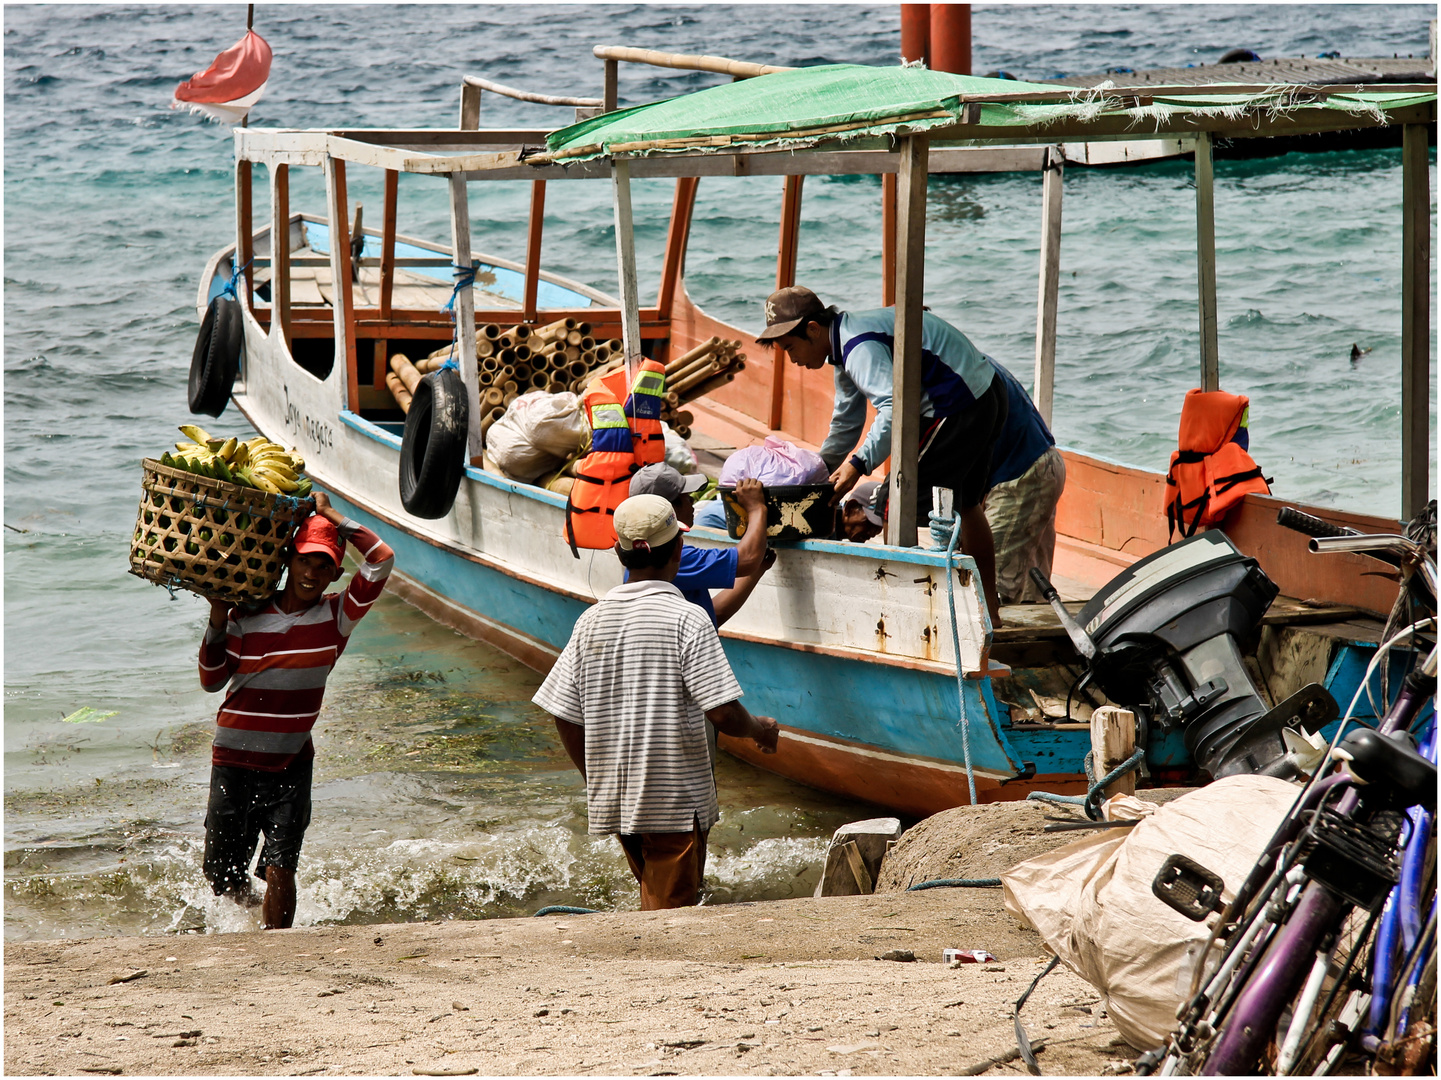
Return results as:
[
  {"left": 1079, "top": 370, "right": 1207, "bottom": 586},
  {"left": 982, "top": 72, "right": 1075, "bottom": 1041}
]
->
[{"left": 720, "top": 436, "right": 830, "bottom": 487}]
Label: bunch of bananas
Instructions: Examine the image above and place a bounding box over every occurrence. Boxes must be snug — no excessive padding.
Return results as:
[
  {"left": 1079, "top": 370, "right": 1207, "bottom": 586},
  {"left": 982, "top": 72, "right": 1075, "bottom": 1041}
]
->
[{"left": 160, "top": 425, "right": 312, "bottom": 497}]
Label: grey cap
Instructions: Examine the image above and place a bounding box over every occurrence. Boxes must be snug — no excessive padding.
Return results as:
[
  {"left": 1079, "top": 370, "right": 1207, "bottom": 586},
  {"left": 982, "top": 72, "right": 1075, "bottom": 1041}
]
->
[
  {"left": 842, "top": 480, "right": 885, "bottom": 526},
  {"left": 629, "top": 463, "right": 707, "bottom": 502}
]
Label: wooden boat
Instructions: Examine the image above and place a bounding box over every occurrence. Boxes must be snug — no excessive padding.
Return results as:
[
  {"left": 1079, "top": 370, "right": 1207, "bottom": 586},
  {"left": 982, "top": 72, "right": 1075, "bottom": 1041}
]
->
[{"left": 196, "top": 49, "right": 1435, "bottom": 816}]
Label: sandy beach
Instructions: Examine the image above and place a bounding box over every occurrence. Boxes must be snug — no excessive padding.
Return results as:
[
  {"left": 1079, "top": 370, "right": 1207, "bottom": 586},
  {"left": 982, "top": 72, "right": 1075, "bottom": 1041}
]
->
[{"left": 4, "top": 887, "right": 1141, "bottom": 1077}]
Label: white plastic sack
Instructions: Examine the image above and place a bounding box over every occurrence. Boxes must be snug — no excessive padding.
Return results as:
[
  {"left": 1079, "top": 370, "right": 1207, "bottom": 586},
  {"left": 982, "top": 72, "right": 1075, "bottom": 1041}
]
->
[
  {"left": 485, "top": 391, "right": 589, "bottom": 484},
  {"left": 720, "top": 435, "right": 829, "bottom": 487},
  {"left": 1001, "top": 776, "right": 1300, "bottom": 1049},
  {"left": 662, "top": 421, "right": 698, "bottom": 475}
]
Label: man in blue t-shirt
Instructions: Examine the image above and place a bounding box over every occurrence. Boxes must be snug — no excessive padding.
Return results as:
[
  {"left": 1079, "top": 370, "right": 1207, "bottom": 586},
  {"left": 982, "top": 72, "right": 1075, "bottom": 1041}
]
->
[{"left": 628, "top": 464, "right": 776, "bottom": 627}]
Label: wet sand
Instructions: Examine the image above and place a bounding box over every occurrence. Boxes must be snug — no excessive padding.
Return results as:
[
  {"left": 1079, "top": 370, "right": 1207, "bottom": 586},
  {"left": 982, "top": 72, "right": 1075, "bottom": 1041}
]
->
[{"left": 5, "top": 890, "right": 1138, "bottom": 1077}]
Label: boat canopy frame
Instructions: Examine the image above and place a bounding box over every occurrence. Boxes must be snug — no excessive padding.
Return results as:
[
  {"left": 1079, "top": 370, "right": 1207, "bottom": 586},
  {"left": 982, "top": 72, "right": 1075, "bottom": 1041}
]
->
[{"left": 231, "top": 65, "right": 1434, "bottom": 533}]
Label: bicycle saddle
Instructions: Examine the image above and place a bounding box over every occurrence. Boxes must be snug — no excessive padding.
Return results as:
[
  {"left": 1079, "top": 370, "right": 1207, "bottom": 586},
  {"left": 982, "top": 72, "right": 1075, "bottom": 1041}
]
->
[{"left": 1334, "top": 728, "right": 1436, "bottom": 811}]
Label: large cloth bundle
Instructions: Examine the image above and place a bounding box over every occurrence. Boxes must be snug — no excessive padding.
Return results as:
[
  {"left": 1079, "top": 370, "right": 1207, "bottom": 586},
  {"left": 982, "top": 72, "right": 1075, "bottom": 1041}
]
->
[
  {"left": 486, "top": 391, "right": 590, "bottom": 483},
  {"left": 720, "top": 435, "right": 829, "bottom": 488},
  {"left": 1001, "top": 776, "right": 1299, "bottom": 1048}
]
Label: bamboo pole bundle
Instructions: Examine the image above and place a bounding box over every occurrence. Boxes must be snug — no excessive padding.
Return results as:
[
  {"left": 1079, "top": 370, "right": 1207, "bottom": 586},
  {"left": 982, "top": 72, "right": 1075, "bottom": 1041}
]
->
[
  {"left": 482, "top": 387, "right": 505, "bottom": 410},
  {"left": 532, "top": 317, "right": 575, "bottom": 344},
  {"left": 673, "top": 410, "right": 694, "bottom": 427},
  {"left": 481, "top": 406, "right": 504, "bottom": 438},
  {"left": 513, "top": 363, "right": 533, "bottom": 382},
  {"left": 574, "top": 321, "right": 593, "bottom": 337},
  {"left": 502, "top": 379, "right": 519, "bottom": 397},
  {"left": 681, "top": 369, "right": 739, "bottom": 401},
  {"left": 666, "top": 337, "right": 721, "bottom": 374},
  {"left": 385, "top": 371, "right": 412, "bottom": 413},
  {"left": 496, "top": 333, "right": 516, "bottom": 350},
  {"left": 668, "top": 354, "right": 725, "bottom": 390},
  {"left": 478, "top": 370, "right": 494, "bottom": 387},
  {"left": 514, "top": 344, "right": 533, "bottom": 363},
  {"left": 481, "top": 356, "right": 500, "bottom": 373},
  {"left": 567, "top": 360, "right": 589, "bottom": 381},
  {"left": 529, "top": 371, "right": 549, "bottom": 391},
  {"left": 502, "top": 391, "right": 518, "bottom": 407},
  {"left": 579, "top": 335, "right": 596, "bottom": 351},
  {"left": 508, "top": 324, "right": 532, "bottom": 342},
  {"left": 497, "top": 347, "right": 518, "bottom": 366},
  {"left": 482, "top": 324, "right": 503, "bottom": 341},
  {"left": 606, "top": 338, "right": 622, "bottom": 352},
  {"left": 389, "top": 353, "right": 423, "bottom": 394},
  {"left": 476, "top": 337, "right": 494, "bottom": 359}
]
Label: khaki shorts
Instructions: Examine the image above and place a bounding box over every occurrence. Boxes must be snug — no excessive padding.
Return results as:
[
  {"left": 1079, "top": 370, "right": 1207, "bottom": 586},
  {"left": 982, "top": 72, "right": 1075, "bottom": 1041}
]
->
[{"left": 985, "top": 447, "right": 1067, "bottom": 605}]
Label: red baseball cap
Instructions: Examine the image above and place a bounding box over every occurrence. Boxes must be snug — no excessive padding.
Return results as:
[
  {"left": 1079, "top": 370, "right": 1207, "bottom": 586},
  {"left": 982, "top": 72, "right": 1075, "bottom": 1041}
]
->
[{"left": 292, "top": 514, "right": 344, "bottom": 566}]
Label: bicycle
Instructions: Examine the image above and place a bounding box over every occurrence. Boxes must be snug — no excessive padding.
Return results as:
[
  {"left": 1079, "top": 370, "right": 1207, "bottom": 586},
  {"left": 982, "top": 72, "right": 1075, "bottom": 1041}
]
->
[{"left": 1140, "top": 507, "right": 1437, "bottom": 1076}]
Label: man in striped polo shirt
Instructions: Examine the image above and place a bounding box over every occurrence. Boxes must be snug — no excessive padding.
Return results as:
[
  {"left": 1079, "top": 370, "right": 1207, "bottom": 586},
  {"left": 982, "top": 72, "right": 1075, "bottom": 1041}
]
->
[
  {"left": 198, "top": 491, "right": 394, "bottom": 929},
  {"left": 534, "top": 494, "right": 780, "bottom": 910}
]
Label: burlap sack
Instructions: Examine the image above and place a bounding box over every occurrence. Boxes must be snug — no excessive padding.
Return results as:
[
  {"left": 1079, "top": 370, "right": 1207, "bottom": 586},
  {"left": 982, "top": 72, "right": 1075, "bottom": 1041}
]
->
[{"left": 1001, "top": 776, "right": 1299, "bottom": 1048}]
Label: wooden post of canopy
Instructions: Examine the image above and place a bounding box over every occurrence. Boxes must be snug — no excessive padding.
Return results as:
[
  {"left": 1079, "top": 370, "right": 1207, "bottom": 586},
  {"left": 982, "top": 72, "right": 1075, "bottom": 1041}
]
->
[
  {"left": 886, "top": 135, "right": 929, "bottom": 548},
  {"left": 447, "top": 172, "right": 484, "bottom": 463},
  {"left": 603, "top": 59, "right": 619, "bottom": 113},
  {"left": 522, "top": 180, "right": 547, "bottom": 323},
  {"left": 881, "top": 171, "right": 898, "bottom": 307},
  {"left": 324, "top": 156, "right": 360, "bottom": 413},
  {"left": 1401, "top": 123, "right": 1431, "bottom": 521},
  {"left": 270, "top": 163, "right": 291, "bottom": 352},
  {"left": 770, "top": 174, "right": 804, "bottom": 430},
  {"left": 656, "top": 177, "right": 698, "bottom": 329},
  {"left": 1033, "top": 146, "right": 1064, "bottom": 426},
  {"left": 236, "top": 160, "right": 254, "bottom": 308},
  {"left": 460, "top": 83, "right": 481, "bottom": 129},
  {"left": 374, "top": 168, "right": 398, "bottom": 391},
  {"left": 612, "top": 160, "right": 643, "bottom": 390},
  {"left": 1195, "top": 131, "right": 1219, "bottom": 391}
]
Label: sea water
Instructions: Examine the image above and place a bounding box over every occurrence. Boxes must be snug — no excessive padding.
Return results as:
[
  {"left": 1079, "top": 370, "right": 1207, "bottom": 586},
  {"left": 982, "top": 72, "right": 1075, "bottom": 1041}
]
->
[{"left": 4, "top": 4, "right": 1435, "bottom": 940}]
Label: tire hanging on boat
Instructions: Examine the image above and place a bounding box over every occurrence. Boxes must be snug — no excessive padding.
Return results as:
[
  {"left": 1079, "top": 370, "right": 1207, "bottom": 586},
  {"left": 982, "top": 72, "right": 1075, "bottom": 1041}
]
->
[
  {"left": 400, "top": 367, "right": 469, "bottom": 519},
  {"left": 188, "top": 294, "right": 243, "bottom": 417}
]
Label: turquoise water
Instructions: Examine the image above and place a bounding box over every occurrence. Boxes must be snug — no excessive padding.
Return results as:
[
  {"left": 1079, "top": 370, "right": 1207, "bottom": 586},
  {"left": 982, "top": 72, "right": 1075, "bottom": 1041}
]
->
[{"left": 4, "top": 4, "right": 1435, "bottom": 940}]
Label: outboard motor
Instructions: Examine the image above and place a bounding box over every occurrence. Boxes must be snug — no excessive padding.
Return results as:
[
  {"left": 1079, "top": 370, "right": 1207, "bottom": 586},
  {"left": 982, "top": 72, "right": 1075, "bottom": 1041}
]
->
[{"left": 1045, "top": 532, "right": 1335, "bottom": 779}]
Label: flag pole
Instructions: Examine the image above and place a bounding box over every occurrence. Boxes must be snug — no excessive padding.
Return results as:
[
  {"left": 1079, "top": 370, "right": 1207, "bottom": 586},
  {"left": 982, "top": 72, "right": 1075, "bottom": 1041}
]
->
[{"left": 241, "top": 5, "right": 254, "bottom": 129}]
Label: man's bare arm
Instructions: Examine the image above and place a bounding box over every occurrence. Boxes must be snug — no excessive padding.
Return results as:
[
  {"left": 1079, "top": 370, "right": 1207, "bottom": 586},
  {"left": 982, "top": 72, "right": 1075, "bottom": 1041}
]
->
[
  {"left": 703, "top": 701, "right": 779, "bottom": 754},
  {"left": 551, "top": 716, "right": 587, "bottom": 779},
  {"left": 733, "top": 478, "right": 769, "bottom": 577}
]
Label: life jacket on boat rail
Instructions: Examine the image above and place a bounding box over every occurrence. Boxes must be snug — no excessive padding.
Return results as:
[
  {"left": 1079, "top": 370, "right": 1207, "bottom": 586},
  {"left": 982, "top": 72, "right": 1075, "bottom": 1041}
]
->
[
  {"left": 1164, "top": 388, "right": 1272, "bottom": 540},
  {"left": 625, "top": 359, "right": 667, "bottom": 468},
  {"left": 565, "top": 380, "right": 637, "bottom": 555}
]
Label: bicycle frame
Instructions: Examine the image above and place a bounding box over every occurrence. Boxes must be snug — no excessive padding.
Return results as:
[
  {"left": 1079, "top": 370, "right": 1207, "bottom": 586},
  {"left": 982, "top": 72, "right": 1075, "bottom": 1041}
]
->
[{"left": 1150, "top": 526, "right": 1437, "bottom": 1076}]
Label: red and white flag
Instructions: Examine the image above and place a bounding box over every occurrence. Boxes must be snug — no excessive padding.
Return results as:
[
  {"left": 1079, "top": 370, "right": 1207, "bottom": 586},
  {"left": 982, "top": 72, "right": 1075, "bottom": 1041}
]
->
[{"left": 172, "top": 28, "right": 272, "bottom": 124}]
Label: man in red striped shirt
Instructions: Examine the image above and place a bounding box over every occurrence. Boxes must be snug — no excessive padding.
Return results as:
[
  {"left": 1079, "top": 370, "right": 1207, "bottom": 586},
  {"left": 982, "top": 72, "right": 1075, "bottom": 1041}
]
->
[{"left": 198, "top": 491, "right": 394, "bottom": 928}]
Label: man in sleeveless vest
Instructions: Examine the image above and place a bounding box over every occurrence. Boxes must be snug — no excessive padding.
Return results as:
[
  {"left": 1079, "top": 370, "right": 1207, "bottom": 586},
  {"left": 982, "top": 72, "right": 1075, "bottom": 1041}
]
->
[
  {"left": 758, "top": 286, "right": 1065, "bottom": 620},
  {"left": 198, "top": 492, "right": 394, "bottom": 928}
]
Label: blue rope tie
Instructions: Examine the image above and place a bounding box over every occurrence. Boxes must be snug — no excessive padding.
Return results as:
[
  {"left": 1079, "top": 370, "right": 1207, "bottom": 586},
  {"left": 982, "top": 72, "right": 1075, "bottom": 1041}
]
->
[
  {"left": 928, "top": 508, "right": 977, "bottom": 805},
  {"left": 907, "top": 877, "right": 1003, "bottom": 891},
  {"left": 534, "top": 905, "right": 597, "bottom": 917},
  {"left": 437, "top": 263, "right": 479, "bottom": 372},
  {"left": 218, "top": 257, "right": 253, "bottom": 300}
]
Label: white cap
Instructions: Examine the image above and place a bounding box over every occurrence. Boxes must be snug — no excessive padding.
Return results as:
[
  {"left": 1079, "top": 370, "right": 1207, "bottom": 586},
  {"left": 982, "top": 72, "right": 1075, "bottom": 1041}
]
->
[{"left": 614, "top": 493, "right": 690, "bottom": 552}]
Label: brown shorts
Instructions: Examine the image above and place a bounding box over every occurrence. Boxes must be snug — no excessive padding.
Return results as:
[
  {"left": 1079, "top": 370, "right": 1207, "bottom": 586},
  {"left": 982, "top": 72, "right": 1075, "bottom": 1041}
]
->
[{"left": 618, "top": 820, "right": 709, "bottom": 910}]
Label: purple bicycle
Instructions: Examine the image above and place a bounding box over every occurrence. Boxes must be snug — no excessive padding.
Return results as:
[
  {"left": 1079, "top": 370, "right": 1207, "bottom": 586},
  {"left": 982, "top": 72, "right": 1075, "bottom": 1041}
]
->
[{"left": 1142, "top": 506, "right": 1436, "bottom": 1076}]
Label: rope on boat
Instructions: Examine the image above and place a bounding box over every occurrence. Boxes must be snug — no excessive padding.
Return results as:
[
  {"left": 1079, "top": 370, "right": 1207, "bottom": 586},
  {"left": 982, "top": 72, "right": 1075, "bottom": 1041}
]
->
[
  {"left": 1025, "top": 747, "right": 1147, "bottom": 820},
  {"left": 435, "top": 263, "right": 479, "bottom": 372},
  {"left": 907, "top": 877, "right": 1003, "bottom": 890},
  {"left": 929, "top": 509, "right": 978, "bottom": 806},
  {"left": 218, "top": 257, "right": 253, "bottom": 300},
  {"left": 534, "top": 905, "right": 597, "bottom": 916}
]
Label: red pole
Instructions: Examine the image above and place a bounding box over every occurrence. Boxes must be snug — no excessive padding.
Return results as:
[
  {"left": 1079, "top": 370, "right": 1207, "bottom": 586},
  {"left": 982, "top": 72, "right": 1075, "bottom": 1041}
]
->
[
  {"left": 900, "top": 4, "right": 930, "bottom": 66},
  {"left": 929, "top": 3, "right": 971, "bottom": 74}
]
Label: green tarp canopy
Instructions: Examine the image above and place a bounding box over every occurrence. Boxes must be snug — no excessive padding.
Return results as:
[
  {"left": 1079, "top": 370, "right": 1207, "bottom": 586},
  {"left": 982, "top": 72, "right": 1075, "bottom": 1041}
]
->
[{"left": 542, "top": 63, "right": 1435, "bottom": 162}]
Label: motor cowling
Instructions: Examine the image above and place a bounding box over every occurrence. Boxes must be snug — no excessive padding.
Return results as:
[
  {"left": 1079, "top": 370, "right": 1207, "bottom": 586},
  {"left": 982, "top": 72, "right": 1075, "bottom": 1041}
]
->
[{"left": 1078, "top": 531, "right": 1314, "bottom": 778}]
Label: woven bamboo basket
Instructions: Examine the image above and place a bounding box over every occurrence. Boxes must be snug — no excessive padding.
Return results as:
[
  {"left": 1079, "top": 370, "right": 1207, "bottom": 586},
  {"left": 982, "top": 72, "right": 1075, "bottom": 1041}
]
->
[{"left": 129, "top": 458, "right": 315, "bottom": 603}]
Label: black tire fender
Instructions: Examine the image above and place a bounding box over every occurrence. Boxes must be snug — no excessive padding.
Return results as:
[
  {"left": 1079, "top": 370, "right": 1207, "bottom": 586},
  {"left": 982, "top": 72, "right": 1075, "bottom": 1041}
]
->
[
  {"left": 400, "top": 368, "right": 469, "bottom": 519},
  {"left": 189, "top": 294, "right": 243, "bottom": 417}
]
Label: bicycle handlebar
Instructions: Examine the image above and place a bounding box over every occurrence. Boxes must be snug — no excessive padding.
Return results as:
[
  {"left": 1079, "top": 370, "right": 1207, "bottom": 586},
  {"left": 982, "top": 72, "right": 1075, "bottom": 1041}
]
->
[{"left": 1276, "top": 507, "right": 1360, "bottom": 541}]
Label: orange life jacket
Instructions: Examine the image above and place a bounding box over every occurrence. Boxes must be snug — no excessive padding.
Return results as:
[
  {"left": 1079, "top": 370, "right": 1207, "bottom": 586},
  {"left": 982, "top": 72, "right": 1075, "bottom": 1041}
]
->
[
  {"left": 1164, "top": 389, "right": 1271, "bottom": 539},
  {"left": 625, "top": 359, "right": 667, "bottom": 467},
  {"left": 564, "top": 383, "right": 636, "bottom": 555}
]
